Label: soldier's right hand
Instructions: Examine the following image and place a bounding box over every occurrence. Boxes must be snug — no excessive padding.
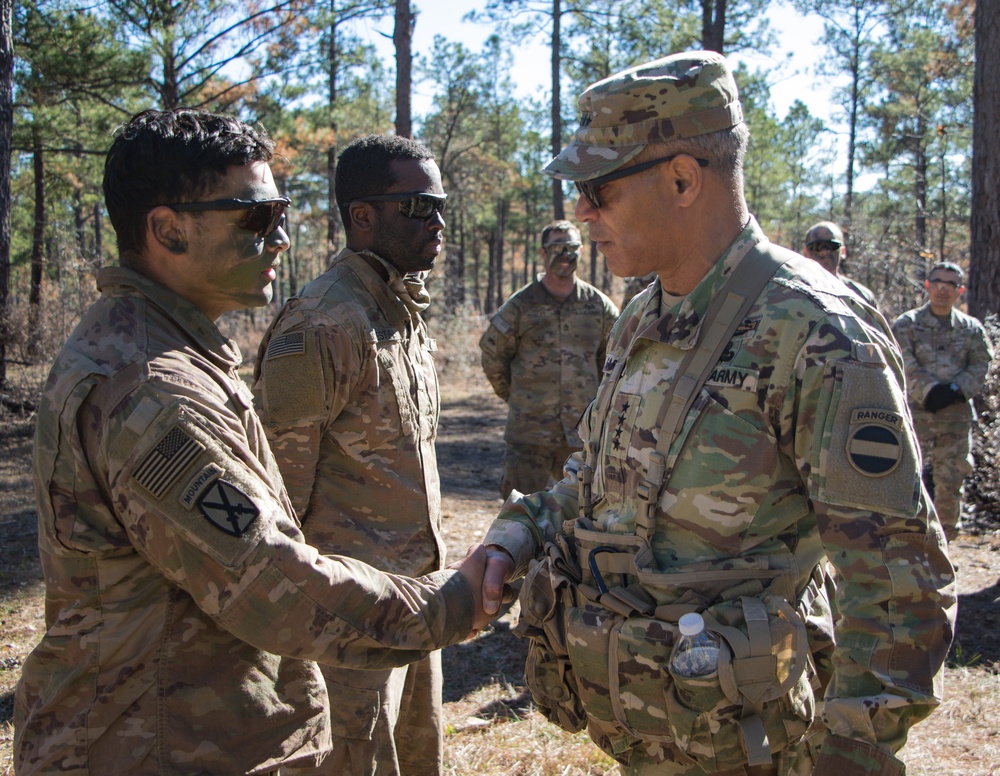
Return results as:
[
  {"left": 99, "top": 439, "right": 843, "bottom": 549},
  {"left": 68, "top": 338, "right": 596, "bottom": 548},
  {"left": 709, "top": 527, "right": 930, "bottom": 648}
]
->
[
  {"left": 482, "top": 544, "right": 516, "bottom": 616},
  {"left": 451, "top": 545, "right": 492, "bottom": 637}
]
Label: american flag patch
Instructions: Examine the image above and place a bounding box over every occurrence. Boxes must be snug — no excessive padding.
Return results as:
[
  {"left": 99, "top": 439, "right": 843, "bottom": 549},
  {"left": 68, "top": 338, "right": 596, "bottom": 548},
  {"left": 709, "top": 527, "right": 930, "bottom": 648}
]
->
[
  {"left": 266, "top": 331, "right": 306, "bottom": 360},
  {"left": 133, "top": 426, "right": 204, "bottom": 498}
]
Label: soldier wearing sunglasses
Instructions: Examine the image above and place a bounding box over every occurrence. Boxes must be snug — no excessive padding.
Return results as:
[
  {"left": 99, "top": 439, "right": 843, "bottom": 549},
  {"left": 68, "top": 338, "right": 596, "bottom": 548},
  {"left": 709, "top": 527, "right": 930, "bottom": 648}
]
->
[
  {"left": 891, "top": 262, "right": 994, "bottom": 541},
  {"left": 477, "top": 51, "right": 954, "bottom": 776},
  {"left": 254, "top": 134, "right": 451, "bottom": 776},
  {"left": 15, "top": 110, "right": 490, "bottom": 776},
  {"left": 802, "top": 221, "right": 879, "bottom": 308},
  {"left": 479, "top": 219, "right": 619, "bottom": 498}
]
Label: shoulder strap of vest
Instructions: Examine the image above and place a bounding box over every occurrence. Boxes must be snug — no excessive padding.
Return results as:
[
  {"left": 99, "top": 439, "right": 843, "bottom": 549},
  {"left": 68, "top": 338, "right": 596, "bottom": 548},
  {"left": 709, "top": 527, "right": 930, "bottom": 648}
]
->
[{"left": 635, "top": 246, "right": 790, "bottom": 543}]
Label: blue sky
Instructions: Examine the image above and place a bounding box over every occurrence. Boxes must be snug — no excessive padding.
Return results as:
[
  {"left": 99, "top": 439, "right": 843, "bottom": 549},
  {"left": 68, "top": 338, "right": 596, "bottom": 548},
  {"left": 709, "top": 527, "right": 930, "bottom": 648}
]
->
[{"left": 356, "top": 0, "right": 837, "bottom": 126}]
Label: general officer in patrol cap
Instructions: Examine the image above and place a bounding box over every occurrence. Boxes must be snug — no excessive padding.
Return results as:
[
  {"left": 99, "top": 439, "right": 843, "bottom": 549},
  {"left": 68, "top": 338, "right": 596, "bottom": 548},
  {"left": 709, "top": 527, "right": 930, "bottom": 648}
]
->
[
  {"left": 14, "top": 109, "right": 490, "bottom": 776},
  {"left": 478, "top": 51, "right": 955, "bottom": 776}
]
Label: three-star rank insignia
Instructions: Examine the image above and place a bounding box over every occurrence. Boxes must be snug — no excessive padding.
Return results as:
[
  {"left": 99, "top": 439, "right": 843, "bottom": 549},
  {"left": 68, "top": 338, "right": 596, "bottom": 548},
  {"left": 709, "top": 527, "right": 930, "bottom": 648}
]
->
[
  {"left": 846, "top": 408, "right": 904, "bottom": 476},
  {"left": 197, "top": 479, "right": 260, "bottom": 536}
]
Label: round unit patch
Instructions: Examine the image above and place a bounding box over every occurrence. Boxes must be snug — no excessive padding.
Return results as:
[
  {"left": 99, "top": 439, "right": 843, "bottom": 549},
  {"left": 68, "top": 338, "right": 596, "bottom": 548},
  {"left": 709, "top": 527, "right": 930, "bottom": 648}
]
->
[{"left": 847, "top": 422, "right": 902, "bottom": 476}]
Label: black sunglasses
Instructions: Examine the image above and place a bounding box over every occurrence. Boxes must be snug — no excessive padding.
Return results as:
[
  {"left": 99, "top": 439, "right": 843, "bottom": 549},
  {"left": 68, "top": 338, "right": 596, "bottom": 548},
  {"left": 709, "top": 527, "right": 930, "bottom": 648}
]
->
[
  {"left": 574, "top": 154, "right": 710, "bottom": 209},
  {"left": 806, "top": 240, "right": 842, "bottom": 253},
  {"left": 928, "top": 278, "right": 961, "bottom": 289},
  {"left": 354, "top": 192, "right": 448, "bottom": 220},
  {"left": 164, "top": 197, "right": 291, "bottom": 238}
]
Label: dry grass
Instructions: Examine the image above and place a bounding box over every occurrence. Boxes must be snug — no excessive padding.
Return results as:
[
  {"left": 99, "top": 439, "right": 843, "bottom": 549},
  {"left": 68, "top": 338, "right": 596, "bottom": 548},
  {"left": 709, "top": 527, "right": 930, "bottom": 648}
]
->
[{"left": 1, "top": 308, "right": 999, "bottom": 775}]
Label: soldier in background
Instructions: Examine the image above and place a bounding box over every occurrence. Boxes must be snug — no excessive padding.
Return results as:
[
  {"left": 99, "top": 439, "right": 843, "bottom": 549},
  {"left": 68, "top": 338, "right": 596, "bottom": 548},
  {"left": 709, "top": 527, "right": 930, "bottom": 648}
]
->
[
  {"left": 479, "top": 51, "right": 954, "bottom": 776},
  {"left": 621, "top": 271, "right": 657, "bottom": 308},
  {"left": 15, "top": 110, "right": 487, "bottom": 776},
  {"left": 254, "top": 134, "right": 449, "bottom": 776},
  {"left": 891, "top": 261, "right": 994, "bottom": 541},
  {"left": 479, "top": 219, "right": 619, "bottom": 498},
  {"left": 802, "top": 220, "right": 878, "bottom": 307}
]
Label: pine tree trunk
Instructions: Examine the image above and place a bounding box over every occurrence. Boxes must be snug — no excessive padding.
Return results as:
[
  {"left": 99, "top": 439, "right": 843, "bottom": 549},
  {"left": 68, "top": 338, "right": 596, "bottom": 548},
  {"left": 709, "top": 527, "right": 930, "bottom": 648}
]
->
[{"left": 969, "top": 1, "right": 1000, "bottom": 317}]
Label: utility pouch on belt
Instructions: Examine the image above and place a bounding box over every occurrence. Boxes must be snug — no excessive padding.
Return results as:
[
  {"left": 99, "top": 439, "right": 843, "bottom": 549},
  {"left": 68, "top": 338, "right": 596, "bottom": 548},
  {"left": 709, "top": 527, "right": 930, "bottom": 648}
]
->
[
  {"left": 526, "top": 533, "right": 824, "bottom": 771},
  {"left": 515, "top": 531, "right": 587, "bottom": 732}
]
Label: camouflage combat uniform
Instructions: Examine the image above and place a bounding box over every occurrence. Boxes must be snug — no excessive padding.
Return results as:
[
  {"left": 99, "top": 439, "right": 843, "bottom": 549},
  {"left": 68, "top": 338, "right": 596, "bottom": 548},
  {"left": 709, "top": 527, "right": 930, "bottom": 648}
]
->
[
  {"left": 479, "top": 275, "right": 618, "bottom": 498},
  {"left": 15, "top": 268, "right": 473, "bottom": 776},
  {"left": 253, "top": 248, "right": 444, "bottom": 776},
  {"left": 622, "top": 273, "right": 657, "bottom": 309},
  {"left": 839, "top": 275, "right": 877, "bottom": 308},
  {"left": 486, "top": 220, "right": 955, "bottom": 776},
  {"left": 891, "top": 303, "right": 993, "bottom": 539}
]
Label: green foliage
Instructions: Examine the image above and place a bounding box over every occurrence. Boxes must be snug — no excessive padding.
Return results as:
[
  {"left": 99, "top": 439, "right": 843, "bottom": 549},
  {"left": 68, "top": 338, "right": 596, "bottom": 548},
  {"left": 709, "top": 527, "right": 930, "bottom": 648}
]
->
[{"left": 1, "top": 0, "right": 980, "bottom": 328}]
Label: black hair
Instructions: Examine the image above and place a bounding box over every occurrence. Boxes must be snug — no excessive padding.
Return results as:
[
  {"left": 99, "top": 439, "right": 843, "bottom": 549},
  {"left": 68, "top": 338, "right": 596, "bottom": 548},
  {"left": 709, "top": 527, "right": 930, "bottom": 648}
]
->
[
  {"left": 103, "top": 109, "right": 275, "bottom": 261},
  {"left": 335, "top": 134, "right": 435, "bottom": 230},
  {"left": 930, "top": 261, "right": 965, "bottom": 282}
]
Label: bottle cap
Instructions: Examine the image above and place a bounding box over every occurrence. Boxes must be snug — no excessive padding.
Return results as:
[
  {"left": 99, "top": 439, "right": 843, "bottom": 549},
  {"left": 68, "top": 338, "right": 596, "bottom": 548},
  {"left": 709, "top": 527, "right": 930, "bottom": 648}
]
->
[{"left": 678, "top": 612, "right": 705, "bottom": 637}]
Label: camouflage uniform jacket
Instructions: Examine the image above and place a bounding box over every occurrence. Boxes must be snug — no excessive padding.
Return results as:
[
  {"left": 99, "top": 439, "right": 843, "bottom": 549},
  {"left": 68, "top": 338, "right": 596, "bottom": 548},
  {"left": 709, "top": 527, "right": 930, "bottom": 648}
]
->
[
  {"left": 253, "top": 248, "right": 443, "bottom": 576},
  {"left": 891, "top": 303, "right": 994, "bottom": 422},
  {"left": 840, "top": 275, "right": 878, "bottom": 309},
  {"left": 15, "top": 268, "right": 473, "bottom": 776},
  {"left": 485, "top": 219, "right": 955, "bottom": 771},
  {"left": 479, "top": 276, "right": 619, "bottom": 446}
]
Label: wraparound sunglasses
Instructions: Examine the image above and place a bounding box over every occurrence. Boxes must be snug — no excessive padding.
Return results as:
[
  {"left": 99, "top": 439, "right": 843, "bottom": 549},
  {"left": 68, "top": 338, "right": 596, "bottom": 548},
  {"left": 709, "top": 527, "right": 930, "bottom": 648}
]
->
[
  {"left": 352, "top": 192, "right": 448, "bottom": 220},
  {"left": 163, "top": 197, "right": 291, "bottom": 238}
]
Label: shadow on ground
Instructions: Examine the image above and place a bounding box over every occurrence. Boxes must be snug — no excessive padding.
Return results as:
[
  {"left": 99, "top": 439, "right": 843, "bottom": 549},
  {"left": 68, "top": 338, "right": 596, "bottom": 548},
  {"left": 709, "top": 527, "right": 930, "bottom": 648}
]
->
[
  {"left": 441, "top": 617, "right": 529, "bottom": 704},
  {"left": 951, "top": 581, "right": 1000, "bottom": 670},
  {"left": 436, "top": 396, "right": 505, "bottom": 495}
]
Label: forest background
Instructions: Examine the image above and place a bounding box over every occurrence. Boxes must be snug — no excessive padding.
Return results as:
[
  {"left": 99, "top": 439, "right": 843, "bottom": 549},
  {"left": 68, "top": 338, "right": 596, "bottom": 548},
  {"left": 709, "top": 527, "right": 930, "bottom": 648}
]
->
[
  {"left": 0, "top": 1, "right": 999, "bottom": 773},
  {"left": 0, "top": 0, "right": 999, "bottom": 394}
]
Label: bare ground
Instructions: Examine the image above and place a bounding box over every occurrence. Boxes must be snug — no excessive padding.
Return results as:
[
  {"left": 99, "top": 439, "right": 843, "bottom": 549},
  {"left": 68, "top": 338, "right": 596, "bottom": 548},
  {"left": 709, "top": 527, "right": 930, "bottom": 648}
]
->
[{"left": 1, "top": 370, "right": 998, "bottom": 775}]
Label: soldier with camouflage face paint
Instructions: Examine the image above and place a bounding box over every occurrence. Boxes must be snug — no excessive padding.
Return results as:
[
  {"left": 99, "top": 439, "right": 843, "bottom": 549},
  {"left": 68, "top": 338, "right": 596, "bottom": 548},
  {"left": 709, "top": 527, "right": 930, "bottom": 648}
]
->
[
  {"left": 477, "top": 52, "right": 955, "bottom": 776},
  {"left": 891, "top": 262, "right": 994, "bottom": 541},
  {"left": 802, "top": 221, "right": 878, "bottom": 308},
  {"left": 253, "top": 134, "right": 450, "bottom": 776},
  {"left": 14, "top": 110, "right": 489, "bottom": 776},
  {"left": 479, "top": 219, "right": 619, "bottom": 499}
]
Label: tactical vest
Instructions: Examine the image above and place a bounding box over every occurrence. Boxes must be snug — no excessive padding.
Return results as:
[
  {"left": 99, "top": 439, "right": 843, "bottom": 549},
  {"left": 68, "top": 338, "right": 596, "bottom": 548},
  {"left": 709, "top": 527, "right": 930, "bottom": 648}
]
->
[{"left": 515, "top": 247, "right": 835, "bottom": 772}]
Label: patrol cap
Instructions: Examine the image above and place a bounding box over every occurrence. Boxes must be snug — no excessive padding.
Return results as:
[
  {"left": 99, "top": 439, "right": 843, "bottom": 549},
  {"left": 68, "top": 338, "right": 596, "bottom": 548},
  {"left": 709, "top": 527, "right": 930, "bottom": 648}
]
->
[
  {"left": 805, "top": 221, "right": 844, "bottom": 246},
  {"left": 544, "top": 50, "right": 743, "bottom": 181}
]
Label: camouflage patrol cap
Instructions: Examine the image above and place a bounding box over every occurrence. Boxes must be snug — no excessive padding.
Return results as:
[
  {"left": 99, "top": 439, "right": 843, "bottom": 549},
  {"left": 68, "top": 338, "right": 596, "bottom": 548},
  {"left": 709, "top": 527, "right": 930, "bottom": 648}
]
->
[
  {"left": 805, "top": 221, "right": 844, "bottom": 245},
  {"left": 544, "top": 50, "right": 743, "bottom": 181}
]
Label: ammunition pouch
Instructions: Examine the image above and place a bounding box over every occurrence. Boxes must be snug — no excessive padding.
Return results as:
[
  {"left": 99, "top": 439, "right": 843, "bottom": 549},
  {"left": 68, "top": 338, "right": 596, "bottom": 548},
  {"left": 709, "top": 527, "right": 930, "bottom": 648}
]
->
[
  {"left": 517, "top": 525, "right": 828, "bottom": 771},
  {"left": 514, "top": 531, "right": 587, "bottom": 732}
]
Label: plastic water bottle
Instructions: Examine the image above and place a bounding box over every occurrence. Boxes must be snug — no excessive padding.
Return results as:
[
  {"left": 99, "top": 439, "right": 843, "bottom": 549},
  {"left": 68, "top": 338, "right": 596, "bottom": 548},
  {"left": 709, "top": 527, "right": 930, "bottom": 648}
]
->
[{"left": 670, "top": 612, "right": 720, "bottom": 677}]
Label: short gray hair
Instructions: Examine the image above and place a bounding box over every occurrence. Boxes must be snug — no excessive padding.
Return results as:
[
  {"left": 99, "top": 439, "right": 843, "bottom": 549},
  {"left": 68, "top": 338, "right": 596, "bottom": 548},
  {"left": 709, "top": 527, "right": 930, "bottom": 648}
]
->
[{"left": 640, "top": 122, "right": 749, "bottom": 193}]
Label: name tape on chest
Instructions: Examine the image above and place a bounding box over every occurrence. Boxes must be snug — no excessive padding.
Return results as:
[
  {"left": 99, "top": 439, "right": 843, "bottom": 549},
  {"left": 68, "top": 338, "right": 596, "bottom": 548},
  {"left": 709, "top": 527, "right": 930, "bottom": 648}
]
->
[{"left": 846, "top": 408, "right": 903, "bottom": 476}]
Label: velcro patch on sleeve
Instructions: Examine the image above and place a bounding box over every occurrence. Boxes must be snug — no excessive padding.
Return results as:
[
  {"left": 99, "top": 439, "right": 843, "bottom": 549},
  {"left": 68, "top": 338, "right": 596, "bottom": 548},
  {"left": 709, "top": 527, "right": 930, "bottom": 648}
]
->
[
  {"left": 259, "top": 327, "right": 327, "bottom": 426},
  {"left": 197, "top": 478, "right": 260, "bottom": 537},
  {"left": 265, "top": 331, "right": 306, "bottom": 359},
  {"left": 490, "top": 311, "right": 513, "bottom": 335},
  {"left": 133, "top": 425, "right": 204, "bottom": 499},
  {"left": 846, "top": 409, "right": 903, "bottom": 476},
  {"left": 816, "top": 360, "right": 920, "bottom": 517}
]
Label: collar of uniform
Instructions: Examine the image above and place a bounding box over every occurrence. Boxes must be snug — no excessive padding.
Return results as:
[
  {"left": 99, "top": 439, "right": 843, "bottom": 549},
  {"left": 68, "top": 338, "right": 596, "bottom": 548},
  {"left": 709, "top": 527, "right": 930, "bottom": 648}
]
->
[
  {"left": 917, "top": 302, "right": 956, "bottom": 328},
  {"left": 331, "top": 248, "right": 411, "bottom": 327},
  {"left": 96, "top": 266, "right": 242, "bottom": 368},
  {"left": 533, "top": 274, "right": 581, "bottom": 304},
  {"left": 635, "top": 216, "right": 767, "bottom": 350}
]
